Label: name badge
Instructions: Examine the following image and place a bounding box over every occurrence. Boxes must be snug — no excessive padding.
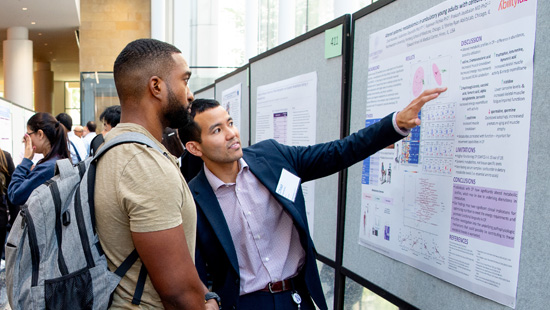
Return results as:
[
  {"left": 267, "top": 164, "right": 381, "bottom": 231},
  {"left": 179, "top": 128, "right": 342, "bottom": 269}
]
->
[{"left": 276, "top": 169, "right": 301, "bottom": 202}]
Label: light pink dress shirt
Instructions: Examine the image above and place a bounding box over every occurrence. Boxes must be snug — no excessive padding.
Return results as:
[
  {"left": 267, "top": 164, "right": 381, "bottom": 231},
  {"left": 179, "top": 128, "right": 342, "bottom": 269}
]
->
[{"left": 204, "top": 158, "right": 305, "bottom": 295}]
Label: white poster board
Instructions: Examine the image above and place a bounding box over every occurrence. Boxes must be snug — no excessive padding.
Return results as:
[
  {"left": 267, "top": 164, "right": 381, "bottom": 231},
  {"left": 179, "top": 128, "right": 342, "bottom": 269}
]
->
[
  {"left": 221, "top": 83, "right": 242, "bottom": 132},
  {"left": 358, "top": 0, "right": 537, "bottom": 307},
  {"left": 0, "top": 100, "right": 12, "bottom": 155},
  {"left": 256, "top": 72, "right": 318, "bottom": 235}
]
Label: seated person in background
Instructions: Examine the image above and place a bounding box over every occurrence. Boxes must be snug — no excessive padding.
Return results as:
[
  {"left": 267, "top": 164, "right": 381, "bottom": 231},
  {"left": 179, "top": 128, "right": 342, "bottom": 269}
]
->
[
  {"left": 56, "top": 112, "right": 88, "bottom": 163},
  {"left": 180, "top": 88, "right": 446, "bottom": 310},
  {"left": 90, "top": 105, "right": 121, "bottom": 156},
  {"left": 8, "top": 113, "right": 70, "bottom": 205}
]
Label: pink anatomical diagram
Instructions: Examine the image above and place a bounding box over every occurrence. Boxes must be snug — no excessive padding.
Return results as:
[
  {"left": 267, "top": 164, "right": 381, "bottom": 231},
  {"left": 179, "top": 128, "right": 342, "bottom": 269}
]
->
[
  {"left": 412, "top": 66, "right": 424, "bottom": 97},
  {"left": 432, "top": 63, "right": 443, "bottom": 86}
]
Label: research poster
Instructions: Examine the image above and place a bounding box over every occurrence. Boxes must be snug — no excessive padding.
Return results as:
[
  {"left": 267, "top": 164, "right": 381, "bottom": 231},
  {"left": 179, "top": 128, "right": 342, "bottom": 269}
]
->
[
  {"left": 359, "top": 0, "right": 536, "bottom": 307},
  {"left": 256, "top": 72, "right": 318, "bottom": 235},
  {"left": 0, "top": 100, "right": 12, "bottom": 154},
  {"left": 221, "top": 83, "right": 242, "bottom": 132}
]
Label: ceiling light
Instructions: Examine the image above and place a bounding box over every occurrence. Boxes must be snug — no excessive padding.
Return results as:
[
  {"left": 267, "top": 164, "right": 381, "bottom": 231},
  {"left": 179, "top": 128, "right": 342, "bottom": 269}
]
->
[
  {"left": 22, "top": 8, "right": 28, "bottom": 11},
  {"left": 31, "top": 22, "right": 36, "bottom": 25}
]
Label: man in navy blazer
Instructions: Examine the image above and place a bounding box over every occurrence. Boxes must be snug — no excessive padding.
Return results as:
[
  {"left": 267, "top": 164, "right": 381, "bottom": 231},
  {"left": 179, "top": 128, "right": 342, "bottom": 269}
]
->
[{"left": 181, "top": 87, "right": 446, "bottom": 310}]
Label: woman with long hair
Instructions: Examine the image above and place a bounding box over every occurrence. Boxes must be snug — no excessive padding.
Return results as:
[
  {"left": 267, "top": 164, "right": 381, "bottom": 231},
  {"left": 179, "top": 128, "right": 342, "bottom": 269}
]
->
[
  {"left": 0, "top": 147, "right": 15, "bottom": 258},
  {"left": 8, "top": 113, "right": 70, "bottom": 205}
]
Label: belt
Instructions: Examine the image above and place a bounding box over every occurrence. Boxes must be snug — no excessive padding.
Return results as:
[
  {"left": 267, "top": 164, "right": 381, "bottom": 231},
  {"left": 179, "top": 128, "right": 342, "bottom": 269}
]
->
[{"left": 259, "top": 278, "right": 294, "bottom": 293}]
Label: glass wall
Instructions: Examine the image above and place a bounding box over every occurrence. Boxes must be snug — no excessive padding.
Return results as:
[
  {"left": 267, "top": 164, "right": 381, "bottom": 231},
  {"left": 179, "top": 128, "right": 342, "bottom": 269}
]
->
[
  {"left": 65, "top": 81, "right": 81, "bottom": 126},
  {"left": 80, "top": 72, "right": 118, "bottom": 132},
  {"left": 188, "top": 0, "right": 378, "bottom": 90}
]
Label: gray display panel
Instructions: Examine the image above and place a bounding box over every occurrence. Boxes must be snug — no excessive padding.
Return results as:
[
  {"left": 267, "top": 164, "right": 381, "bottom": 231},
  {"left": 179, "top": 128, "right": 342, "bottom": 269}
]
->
[
  {"left": 344, "top": 1, "right": 548, "bottom": 309},
  {"left": 249, "top": 16, "right": 349, "bottom": 261},
  {"left": 193, "top": 84, "right": 215, "bottom": 100},
  {"left": 215, "top": 67, "right": 250, "bottom": 147}
]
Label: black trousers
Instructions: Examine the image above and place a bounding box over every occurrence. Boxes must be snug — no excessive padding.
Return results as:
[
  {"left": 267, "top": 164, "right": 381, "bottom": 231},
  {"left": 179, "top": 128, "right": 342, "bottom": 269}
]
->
[{"left": 238, "top": 279, "right": 316, "bottom": 310}]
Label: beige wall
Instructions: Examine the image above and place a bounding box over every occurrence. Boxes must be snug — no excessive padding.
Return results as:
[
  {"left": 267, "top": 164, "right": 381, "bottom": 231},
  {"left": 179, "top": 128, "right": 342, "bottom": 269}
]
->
[
  {"left": 80, "top": 0, "right": 151, "bottom": 72},
  {"left": 53, "top": 81, "right": 65, "bottom": 116}
]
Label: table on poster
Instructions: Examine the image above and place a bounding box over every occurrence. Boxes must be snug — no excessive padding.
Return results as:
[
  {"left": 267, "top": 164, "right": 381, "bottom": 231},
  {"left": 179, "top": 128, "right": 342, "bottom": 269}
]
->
[{"left": 357, "top": 0, "right": 537, "bottom": 307}]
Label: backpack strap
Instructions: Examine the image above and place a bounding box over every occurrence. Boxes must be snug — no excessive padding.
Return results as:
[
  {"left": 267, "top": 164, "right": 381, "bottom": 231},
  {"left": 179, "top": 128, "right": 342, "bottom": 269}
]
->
[
  {"left": 93, "top": 132, "right": 167, "bottom": 160},
  {"left": 87, "top": 132, "right": 168, "bottom": 233},
  {"left": 114, "top": 249, "right": 148, "bottom": 306},
  {"left": 88, "top": 132, "right": 167, "bottom": 306},
  {"left": 132, "top": 264, "right": 148, "bottom": 305},
  {"left": 69, "top": 140, "right": 82, "bottom": 162}
]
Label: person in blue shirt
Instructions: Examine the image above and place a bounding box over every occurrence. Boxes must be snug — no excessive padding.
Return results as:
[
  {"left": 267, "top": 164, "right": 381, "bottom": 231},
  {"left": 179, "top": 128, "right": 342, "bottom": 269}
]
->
[{"left": 8, "top": 112, "right": 70, "bottom": 205}]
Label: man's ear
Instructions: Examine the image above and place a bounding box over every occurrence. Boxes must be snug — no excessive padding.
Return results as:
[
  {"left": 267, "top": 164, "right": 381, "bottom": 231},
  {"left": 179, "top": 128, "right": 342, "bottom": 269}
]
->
[
  {"left": 149, "top": 76, "right": 163, "bottom": 99},
  {"left": 185, "top": 141, "right": 202, "bottom": 157}
]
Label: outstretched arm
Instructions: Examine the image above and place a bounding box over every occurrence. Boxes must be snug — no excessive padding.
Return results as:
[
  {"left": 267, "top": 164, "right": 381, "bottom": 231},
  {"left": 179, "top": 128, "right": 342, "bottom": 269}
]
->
[
  {"left": 395, "top": 87, "right": 447, "bottom": 129},
  {"left": 260, "top": 87, "right": 448, "bottom": 182}
]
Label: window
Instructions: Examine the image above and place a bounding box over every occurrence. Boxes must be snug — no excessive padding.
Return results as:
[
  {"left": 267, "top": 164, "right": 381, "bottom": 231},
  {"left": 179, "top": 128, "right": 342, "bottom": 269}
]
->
[{"left": 65, "top": 81, "right": 81, "bottom": 126}]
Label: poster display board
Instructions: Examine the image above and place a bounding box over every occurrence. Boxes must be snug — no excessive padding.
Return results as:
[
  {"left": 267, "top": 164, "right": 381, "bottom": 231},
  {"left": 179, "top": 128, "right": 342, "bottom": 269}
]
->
[
  {"left": 250, "top": 15, "right": 349, "bottom": 260},
  {"left": 0, "top": 99, "right": 12, "bottom": 155},
  {"left": 216, "top": 66, "right": 251, "bottom": 147},
  {"left": 255, "top": 72, "right": 318, "bottom": 234},
  {"left": 348, "top": 0, "right": 537, "bottom": 308},
  {"left": 221, "top": 83, "right": 242, "bottom": 134},
  {"left": 193, "top": 84, "right": 215, "bottom": 100}
]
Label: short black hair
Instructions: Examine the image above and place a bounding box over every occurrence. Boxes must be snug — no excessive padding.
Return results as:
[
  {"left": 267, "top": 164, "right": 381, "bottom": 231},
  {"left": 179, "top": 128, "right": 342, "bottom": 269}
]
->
[
  {"left": 178, "top": 99, "right": 221, "bottom": 144},
  {"left": 86, "top": 121, "right": 97, "bottom": 132},
  {"left": 99, "top": 105, "right": 121, "bottom": 127},
  {"left": 55, "top": 113, "right": 73, "bottom": 131},
  {"left": 113, "top": 38, "right": 182, "bottom": 102}
]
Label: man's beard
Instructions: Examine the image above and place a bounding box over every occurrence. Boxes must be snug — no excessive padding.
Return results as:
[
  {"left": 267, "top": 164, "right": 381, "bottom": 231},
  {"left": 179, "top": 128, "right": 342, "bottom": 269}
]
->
[{"left": 164, "top": 87, "right": 191, "bottom": 129}]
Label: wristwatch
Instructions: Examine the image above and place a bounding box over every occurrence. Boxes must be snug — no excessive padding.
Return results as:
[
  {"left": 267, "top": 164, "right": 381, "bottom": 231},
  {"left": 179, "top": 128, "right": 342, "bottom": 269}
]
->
[{"left": 205, "top": 291, "right": 221, "bottom": 307}]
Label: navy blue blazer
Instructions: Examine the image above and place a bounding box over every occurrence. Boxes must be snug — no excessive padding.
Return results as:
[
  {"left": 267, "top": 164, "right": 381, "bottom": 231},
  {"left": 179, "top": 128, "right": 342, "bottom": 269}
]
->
[{"left": 189, "top": 113, "right": 404, "bottom": 310}]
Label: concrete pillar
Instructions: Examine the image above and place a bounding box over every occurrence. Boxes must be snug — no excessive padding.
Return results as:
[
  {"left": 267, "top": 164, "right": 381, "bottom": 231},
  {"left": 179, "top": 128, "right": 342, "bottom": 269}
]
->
[
  {"left": 278, "top": 0, "right": 295, "bottom": 45},
  {"left": 245, "top": 0, "right": 259, "bottom": 60},
  {"left": 34, "top": 62, "right": 54, "bottom": 113},
  {"left": 3, "top": 27, "right": 34, "bottom": 110}
]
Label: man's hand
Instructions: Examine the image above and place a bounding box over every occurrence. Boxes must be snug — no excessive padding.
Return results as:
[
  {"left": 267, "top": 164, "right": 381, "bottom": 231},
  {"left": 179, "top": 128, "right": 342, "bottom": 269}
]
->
[
  {"left": 205, "top": 299, "right": 220, "bottom": 310},
  {"left": 396, "top": 87, "right": 447, "bottom": 129}
]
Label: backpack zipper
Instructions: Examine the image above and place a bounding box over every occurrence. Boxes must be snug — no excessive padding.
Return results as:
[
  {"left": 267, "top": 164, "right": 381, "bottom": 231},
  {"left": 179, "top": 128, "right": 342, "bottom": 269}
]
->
[{"left": 21, "top": 207, "right": 41, "bottom": 287}]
